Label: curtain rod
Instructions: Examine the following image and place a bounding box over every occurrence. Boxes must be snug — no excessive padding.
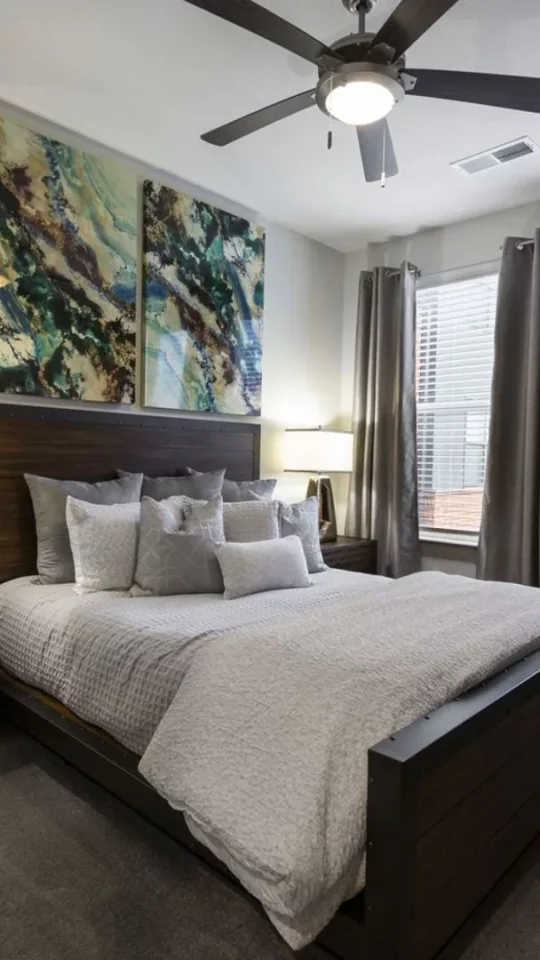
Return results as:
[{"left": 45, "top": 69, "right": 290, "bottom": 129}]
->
[{"left": 498, "top": 239, "right": 535, "bottom": 251}]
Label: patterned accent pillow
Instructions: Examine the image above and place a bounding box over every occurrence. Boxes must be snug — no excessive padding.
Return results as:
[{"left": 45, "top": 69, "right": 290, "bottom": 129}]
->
[
  {"left": 133, "top": 496, "right": 225, "bottom": 596},
  {"left": 66, "top": 498, "right": 141, "bottom": 595},
  {"left": 279, "top": 497, "right": 326, "bottom": 573},
  {"left": 183, "top": 467, "right": 276, "bottom": 503},
  {"left": 117, "top": 469, "right": 225, "bottom": 502},
  {"left": 25, "top": 472, "right": 143, "bottom": 584},
  {"left": 216, "top": 535, "right": 311, "bottom": 600},
  {"left": 223, "top": 499, "right": 280, "bottom": 543}
]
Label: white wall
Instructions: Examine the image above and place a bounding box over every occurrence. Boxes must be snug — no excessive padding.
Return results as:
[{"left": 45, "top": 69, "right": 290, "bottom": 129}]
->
[
  {"left": 366, "top": 200, "right": 540, "bottom": 280},
  {"left": 340, "top": 200, "right": 540, "bottom": 573},
  {"left": 261, "top": 222, "right": 346, "bottom": 508},
  {"left": 0, "top": 99, "right": 346, "bottom": 519}
]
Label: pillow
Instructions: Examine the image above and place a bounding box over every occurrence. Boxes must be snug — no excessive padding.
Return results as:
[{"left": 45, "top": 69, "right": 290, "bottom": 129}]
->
[
  {"left": 279, "top": 497, "right": 326, "bottom": 574},
  {"left": 183, "top": 467, "right": 276, "bottom": 503},
  {"left": 25, "top": 472, "right": 143, "bottom": 584},
  {"left": 117, "top": 469, "right": 225, "bottom": 502},
  {"left": 223, "top": 499, "right": 280, "bottom": 543},
  {"left": 133, "top": 496, "right": 224, "bottom": 596},
  {"left": 66, "top": 498, "right": 141, "bottom": 595},
  {"left": 216, "top": 536, "right": 311, "bottom": 600}
]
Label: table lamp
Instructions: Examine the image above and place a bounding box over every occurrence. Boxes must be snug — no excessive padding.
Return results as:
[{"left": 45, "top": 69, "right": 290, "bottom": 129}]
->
[{"left": 283, "top": 427, "right": 354, "bottom": 542}]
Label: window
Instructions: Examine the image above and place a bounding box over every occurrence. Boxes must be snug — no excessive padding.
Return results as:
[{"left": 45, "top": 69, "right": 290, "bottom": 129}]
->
[{"left": 416, "top": 273, "right": 498, "bottom": 539}]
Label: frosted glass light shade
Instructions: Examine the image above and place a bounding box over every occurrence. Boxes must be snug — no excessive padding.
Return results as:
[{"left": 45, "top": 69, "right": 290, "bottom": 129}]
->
[
  {"left": 284, "top": 429, "right": 353, "bottom": 474},
  {"left": 325, "top": 80, "right": 394, "bottom": 126}
]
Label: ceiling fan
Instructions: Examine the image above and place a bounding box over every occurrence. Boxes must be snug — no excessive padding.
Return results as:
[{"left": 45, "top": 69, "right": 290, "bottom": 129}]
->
[{"left": 184, "top": 0, "right": 540, "bottom": 183}]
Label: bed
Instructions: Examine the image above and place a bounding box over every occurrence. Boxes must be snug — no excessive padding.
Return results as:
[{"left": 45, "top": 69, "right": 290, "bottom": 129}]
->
[{"left": 2, "top": 403, "right": 540, "bottom": 960}]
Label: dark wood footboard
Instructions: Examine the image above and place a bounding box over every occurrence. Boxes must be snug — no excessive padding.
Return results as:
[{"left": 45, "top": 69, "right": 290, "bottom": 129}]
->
[{"left": 364, "top": 647, "right": 540, "bottom": 960}]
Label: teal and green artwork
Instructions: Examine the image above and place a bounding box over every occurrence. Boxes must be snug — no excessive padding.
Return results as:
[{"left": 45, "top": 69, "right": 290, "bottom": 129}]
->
[
  {"left": 143, "top": 180, "right": 265, "bottom": 415},
  {"left": 0, "top": 118, "right": 137, "bottom": 403}
]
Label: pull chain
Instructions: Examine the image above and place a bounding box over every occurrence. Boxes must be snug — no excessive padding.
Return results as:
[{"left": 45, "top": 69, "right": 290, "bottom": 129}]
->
[
  {"left": 381, "top": 122, "right": 387, "bottom": 188},
  {"left": 327, "top": 74, "right": 334, "bottom": 151}
]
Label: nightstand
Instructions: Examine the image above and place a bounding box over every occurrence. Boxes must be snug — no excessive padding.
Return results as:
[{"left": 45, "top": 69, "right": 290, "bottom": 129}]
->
[{"left": 321, "top": 536, "right": 377, "bottom": 574}]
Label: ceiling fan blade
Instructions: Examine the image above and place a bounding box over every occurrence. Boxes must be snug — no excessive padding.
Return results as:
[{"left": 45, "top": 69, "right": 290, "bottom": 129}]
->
[
  {"left": 366, "top": 0, "right": 462, "bottom": 60},
  {"left": 357, "top": 120, "right": 398, "bottom": 183},
  {"left": 201, "top": 89, "right": 316, "bottom": 146},
  {"left": 183, "top": 0, "right": 341, "bottom": 66},
  {"left": 406, "top": 69, "right": 540, "bottom": 113}
]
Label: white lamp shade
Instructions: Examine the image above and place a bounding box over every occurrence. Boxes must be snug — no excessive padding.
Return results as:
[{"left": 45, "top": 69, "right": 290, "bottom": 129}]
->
[{"left": 284, "top": 429, "right": 353, "bottom": 474}]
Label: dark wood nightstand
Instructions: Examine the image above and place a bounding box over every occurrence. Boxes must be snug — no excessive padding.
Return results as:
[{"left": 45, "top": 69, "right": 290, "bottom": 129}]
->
[{"left": 321, "top": 536, "right": 377, "bottom": 574}]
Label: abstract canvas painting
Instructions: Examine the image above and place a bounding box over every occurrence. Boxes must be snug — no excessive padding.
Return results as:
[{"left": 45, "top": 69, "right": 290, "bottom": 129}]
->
[
  {"left": 143, "top": 181, "right": 265, "bottom": 415},
  {"left": 0, "top": 118, "right": 137, "bottom": 403}
]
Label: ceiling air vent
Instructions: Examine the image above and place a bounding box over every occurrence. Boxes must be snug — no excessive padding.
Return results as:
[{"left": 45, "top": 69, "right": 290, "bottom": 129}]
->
[{"left": 452, "top": 137, "right": 538, "bottom": 175}]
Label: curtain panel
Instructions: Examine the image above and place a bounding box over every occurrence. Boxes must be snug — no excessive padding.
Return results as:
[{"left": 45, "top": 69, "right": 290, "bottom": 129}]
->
[
  {"left": 346, "top": 263, "right": 421, "bottom": 578},
  {"left": 478, "top": 229, "right": 540, "bottom": 585}
]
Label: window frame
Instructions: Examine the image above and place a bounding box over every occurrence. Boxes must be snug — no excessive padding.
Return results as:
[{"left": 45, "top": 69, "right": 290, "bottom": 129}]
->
[{"left": 416, "top": 261, "right": 500, "bottom": 547}]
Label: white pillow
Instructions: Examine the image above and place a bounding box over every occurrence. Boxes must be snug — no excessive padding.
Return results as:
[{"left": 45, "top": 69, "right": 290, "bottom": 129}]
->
[
  {"left": 223, "top": 499, "right": 279, "bottom": 543},
  {"left": 216, "top": 535, "right": 311, "bottom": 600},
  {"left": 66, "top": 497, "right": 141, "bottom": 594}
]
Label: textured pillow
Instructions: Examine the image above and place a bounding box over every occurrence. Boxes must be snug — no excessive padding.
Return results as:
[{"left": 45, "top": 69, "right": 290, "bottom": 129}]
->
[
  {"left": 223, "top": 499, "right": 280, "bottom": 543},
  {"left": 216, "top": 536, "right": 311, "bottom": 600},
  {"left": 183, "top": 467, "right": 276, "bottom": 503},
  {"left": 117, "top": 469, "right": 225, "bottom": 502},
  {"left": 25, "top": 472, "right": 143, "bottom": 584},
  {"left": 279, "top": 497, "right": 326, "bottom": 574},
  {"left": 133, "top": 496, "right": 224, "bottom": 596},
  {"left": 66, "top": 498, "right": 141, "bottom": 595}
]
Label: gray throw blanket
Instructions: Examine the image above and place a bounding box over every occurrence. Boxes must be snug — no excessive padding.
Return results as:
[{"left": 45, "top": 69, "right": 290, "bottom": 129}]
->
[{"left": 140, "top": 572, "right": 540, "bottom": 948}]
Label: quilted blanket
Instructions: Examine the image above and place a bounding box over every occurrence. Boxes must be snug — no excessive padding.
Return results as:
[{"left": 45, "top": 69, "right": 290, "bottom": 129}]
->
[
  {"left": 140, "top": 572, "right": 540, "bottom": 948},
  {"left": 0, "top": 569, "right": 377, "bottom": 754}
]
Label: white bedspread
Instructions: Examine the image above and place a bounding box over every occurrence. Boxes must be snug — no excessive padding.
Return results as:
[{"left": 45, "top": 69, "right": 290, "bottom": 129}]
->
[
  {"left": 0, "top": 569, "right": 378, "bottom": 754},
  {"left": 139, "top": 572, "right": 540, "bottom": 949}
]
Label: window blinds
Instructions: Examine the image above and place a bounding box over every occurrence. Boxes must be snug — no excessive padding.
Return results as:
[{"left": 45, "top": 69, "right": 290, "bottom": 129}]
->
[{"left": 416, "top": 273, "right": 498, "bottom": 536}]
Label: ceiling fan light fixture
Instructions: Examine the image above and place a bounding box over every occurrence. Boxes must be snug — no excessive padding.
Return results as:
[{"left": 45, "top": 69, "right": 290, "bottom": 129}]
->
[
  {"left": 326, "top": 79, "right": 395, "bottom": 125},
  {"left": 316, "top": 63, "right": 404, "bottom": 127}
]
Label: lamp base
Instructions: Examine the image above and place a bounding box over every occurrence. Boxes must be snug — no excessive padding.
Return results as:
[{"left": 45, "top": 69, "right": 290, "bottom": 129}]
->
[{"left": 306, "top": 475, "right": 337, "bottom": 543}]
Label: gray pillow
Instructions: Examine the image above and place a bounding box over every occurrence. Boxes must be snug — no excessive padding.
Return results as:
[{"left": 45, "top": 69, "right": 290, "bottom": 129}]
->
[
  {"left": 216, "top": 535, "right": 311, "bottom": 600},
  {"left": 279, "top": 497, "right": 326, "bottom": 574},
  {"left": 184, "top": 467, "right": 276, "bottom": 503},
  {"left": 223, "top": 499, "right": 280, "bottom": 543},
  {"left": 133, "top": 496, "right": 224, "bottom": 596},
  {"left": 25, "top": 472, "right": 143, "bottom": 584},
  {"left": 118, "top": 469, "right": 225, "bottom": 502}
]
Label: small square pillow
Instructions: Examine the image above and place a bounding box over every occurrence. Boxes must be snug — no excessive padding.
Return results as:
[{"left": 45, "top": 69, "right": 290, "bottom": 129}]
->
[
  {"left": 133, "top": 496, "right": 224, "bottom": 596},
  {"left": 183, "top": 467, "right": 276, "bottom": 503},
  {"left": 25, "top": 472, "right": 143, "bottom": 584},
  {"left": 117, "top": 469, "right": 225, "bottom": 502},
  {"left": 279, "top": 497, "right": 325, "bottom": 573},
  {"left": 223, "top": 499, "right": 280, "bottom": 543},
  {"left": 66, "top": 498, "right": 141, "bottom": 595},
  {"left": 216, "top": 536, "right": 311, "bottom": 600}
]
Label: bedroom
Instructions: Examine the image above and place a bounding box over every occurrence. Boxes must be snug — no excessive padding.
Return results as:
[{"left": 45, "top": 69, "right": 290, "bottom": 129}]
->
[{"left": 2, "top": 1, "right": 540, "bottom": 958}]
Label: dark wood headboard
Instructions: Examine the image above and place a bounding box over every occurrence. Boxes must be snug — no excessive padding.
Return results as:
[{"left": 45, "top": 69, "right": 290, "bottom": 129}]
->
[{"left": 0, "top": 404, "right": 260, "bottom": 583}]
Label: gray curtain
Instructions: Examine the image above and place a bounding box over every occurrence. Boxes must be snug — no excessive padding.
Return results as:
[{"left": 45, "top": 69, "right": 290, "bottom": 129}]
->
[
  {"left": 345, "top": 263, "right": 421, "bottom": 578},
  {"left": 478, "top": 229, "right": 540, "bottom": 585}
]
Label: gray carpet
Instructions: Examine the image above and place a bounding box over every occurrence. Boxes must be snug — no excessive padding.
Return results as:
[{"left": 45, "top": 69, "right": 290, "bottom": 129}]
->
[{"left": 1, "top": 719, "right": 539, "bottom": 960}]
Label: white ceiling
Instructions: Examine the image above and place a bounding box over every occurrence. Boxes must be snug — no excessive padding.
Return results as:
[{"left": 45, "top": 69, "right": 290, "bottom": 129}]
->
[{"left": 2, "top": 0, "right": 540, "bottom": 251}]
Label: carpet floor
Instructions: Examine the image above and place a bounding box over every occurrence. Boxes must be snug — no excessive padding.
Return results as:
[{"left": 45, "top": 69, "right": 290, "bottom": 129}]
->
[{"left": 1, "top": 718, "right": 540, "bottom": 960}]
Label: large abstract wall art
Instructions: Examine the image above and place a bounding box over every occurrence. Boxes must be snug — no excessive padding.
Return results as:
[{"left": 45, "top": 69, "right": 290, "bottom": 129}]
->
[
  {"left": 0, "top": 118, "right": 137, "bottom": 403},
  {"left": 143, "top": 180, "right": 265, "bottom": 416}
]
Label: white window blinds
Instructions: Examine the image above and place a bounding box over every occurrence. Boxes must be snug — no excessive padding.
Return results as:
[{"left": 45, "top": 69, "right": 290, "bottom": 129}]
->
[{"left": 416, "top": 273, "right": 498, "bottom": 536}]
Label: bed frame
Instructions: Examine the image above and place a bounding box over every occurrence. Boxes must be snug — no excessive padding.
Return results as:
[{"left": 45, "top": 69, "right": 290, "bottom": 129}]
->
[{"left": 1, "top": 403, "right": 540, "bottom": 960}]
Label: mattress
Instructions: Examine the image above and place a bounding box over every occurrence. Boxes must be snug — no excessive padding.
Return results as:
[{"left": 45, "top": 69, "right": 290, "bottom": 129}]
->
[{"left": 0, "top": 570, "right": 379, "bottom": 754}]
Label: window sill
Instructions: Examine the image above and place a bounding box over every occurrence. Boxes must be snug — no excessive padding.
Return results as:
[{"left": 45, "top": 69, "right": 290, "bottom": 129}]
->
[{"left": 420, "top": 530, "right": 479, "bottom": 548}]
